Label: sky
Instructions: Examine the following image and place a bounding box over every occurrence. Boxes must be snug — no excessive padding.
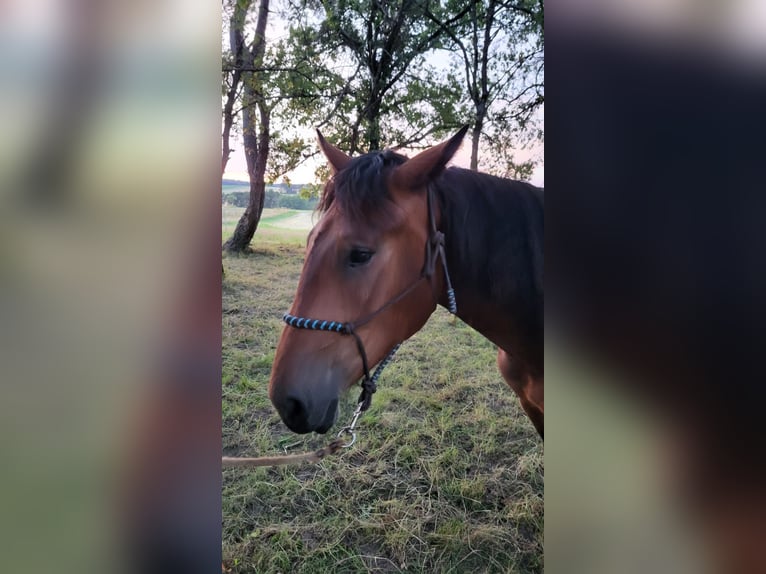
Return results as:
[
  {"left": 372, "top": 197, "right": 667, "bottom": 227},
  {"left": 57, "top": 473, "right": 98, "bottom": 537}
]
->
[{"left": 223, "top": 132, "right": 545, "bottom": 186}]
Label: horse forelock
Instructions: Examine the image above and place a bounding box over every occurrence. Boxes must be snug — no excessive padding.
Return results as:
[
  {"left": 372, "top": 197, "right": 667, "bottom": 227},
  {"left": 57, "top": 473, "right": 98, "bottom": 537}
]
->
[{"left": 317, "top": 150, "right": 407, "bottom": 224}]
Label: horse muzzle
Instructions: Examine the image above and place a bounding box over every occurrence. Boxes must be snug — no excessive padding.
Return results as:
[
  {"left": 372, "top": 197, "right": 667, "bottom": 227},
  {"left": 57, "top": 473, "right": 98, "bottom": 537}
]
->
[
  {"left": 272, "top": 391, "right": 339, "bottom": 434},
  {"left": 269, "top": 362, "right": 345, "bottom": 434}
]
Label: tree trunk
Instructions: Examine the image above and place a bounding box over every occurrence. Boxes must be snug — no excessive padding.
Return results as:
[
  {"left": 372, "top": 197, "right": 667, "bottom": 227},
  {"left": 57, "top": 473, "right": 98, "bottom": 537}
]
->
[
  {"left": 223, "top": 103, "right": 269, "bottom": 251},
  {"left": 470, "top": 0, "right": 494, "bottom": 172},
  {"left": 223, "top": 0, "right": 270, "bottom": 253},
  {"left": 365, "top": 98, "right": 382, "bottom": 151},
  {"left": 471, "top": 121, "right": 481, "bottom": 171},
  {"left": 470, "top": 111, "right": 483, "bottom": 171}
]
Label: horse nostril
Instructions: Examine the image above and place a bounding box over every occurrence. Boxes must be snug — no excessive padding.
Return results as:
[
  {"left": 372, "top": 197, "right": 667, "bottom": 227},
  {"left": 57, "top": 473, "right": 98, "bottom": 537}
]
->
[
  {"left": 285, "top": 396, "right": 303, "bottom": 418},
  {"left": 281, "top": 396, "right": 310, "bottom": 431}
]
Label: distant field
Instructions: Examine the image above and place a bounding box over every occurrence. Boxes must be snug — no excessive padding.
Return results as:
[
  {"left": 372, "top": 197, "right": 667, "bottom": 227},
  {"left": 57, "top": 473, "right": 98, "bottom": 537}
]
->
[
  {"left": 222, "top": 183, "right": 252, "bottom": 193},
  {"left": 222, "top": 207, "right": 316, "bottom": 247},
  {"left": 222, "top": 237, "right": 544, "bottom": 572}
]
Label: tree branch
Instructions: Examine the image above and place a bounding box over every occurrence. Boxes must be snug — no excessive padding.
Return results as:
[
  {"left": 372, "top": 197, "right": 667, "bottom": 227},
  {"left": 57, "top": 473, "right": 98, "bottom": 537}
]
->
[{"left": 422, "top": 7, "right": 474, "bottom": 99}]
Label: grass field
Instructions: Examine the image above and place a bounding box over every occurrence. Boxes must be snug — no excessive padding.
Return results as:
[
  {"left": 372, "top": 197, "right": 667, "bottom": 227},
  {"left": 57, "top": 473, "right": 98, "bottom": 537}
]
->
[
  {"left": 223, "top": 206, "right": 316, "bottom": 247},
  {"left": 222, "top": 219, "right": 544, "bottom": 573}
]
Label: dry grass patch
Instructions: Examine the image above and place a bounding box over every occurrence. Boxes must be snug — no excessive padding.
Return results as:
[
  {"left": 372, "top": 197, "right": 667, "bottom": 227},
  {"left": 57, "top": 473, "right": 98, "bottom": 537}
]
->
[{"left": 223, "top": 238, "right": 543, "bottom": 573}]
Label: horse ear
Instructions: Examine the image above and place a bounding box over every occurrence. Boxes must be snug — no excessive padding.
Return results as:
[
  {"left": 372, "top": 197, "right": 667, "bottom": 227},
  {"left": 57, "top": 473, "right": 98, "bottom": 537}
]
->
[
  {"left": 316, "top": 129, "right": 351, "bottom": 174},
  {"left": 392, "top": 126, "right": 469, "bottom": 191}
]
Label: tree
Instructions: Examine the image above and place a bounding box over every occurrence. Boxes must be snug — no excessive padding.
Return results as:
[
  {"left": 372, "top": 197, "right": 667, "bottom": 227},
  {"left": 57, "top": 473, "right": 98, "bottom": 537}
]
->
[
  {"left": 223, "top": 0, "right": 271, "bottom": 252},
  {"left": 427, "top": 0, "right": 544, "bottom": 177},
  {"left": 284, "top": 0, "right": 471, "bottom": 153},
  {"left": 222, "top": 0, "right": 337, "bottom": 250},
  {"left": 220, "top": 0, "right": 544, "bottom": 254}
]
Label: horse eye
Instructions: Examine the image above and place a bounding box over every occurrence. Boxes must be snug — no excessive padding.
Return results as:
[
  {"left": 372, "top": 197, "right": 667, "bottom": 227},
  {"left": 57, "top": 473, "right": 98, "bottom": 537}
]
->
[{"left": 348, "top": 247, "right": 374, "bottom": 267}]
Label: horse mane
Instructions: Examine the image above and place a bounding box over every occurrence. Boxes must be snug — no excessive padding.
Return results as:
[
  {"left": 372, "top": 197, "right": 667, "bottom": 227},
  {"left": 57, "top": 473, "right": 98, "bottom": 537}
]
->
[
  {"left": 317, "top": 149, "right": 408, "bottom": 221},
  {"left": 433, "top": 168, "right": 544, "bottom": 356}
]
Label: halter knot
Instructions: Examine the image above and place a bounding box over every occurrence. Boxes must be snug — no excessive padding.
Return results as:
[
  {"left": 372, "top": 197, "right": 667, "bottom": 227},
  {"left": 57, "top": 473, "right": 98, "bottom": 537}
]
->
[{"left": 358, "top": 377, "right": 377, "bottom": 411}]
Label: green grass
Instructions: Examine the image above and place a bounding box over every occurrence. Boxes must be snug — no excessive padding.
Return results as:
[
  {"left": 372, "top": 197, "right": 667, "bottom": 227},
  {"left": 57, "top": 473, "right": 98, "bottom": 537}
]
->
[
  {"left": 223, "top": 206, "right": 310, "bottom": 247},
  {"left": 259, "top": 210, "right": 302, "bottom": 225},
  {"left": 222, "top": 233, "right": 544, "bottom": 573}
]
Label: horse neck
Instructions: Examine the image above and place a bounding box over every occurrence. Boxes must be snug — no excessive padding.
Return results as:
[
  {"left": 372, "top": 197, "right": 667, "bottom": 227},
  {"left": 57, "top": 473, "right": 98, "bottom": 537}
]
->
[{"left": 434, "top": 170, "right": 544, "bottom": 362}]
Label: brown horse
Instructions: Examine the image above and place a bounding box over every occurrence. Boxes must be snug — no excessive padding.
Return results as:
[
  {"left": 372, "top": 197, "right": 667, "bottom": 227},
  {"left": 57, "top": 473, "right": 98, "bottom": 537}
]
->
[{"left": 269, "top": 127, "right": 544, "bottom": 438}]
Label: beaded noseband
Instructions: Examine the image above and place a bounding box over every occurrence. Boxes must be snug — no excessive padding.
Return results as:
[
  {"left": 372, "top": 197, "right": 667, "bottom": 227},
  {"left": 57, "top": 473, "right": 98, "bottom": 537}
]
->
[{"left": 282, "top": 184, "right": 457, "bottom": 428}]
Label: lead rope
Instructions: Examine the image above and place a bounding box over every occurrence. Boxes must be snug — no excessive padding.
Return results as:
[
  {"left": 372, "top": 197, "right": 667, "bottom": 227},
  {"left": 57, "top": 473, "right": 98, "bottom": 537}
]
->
[{"left": 335, "top": 342, "right": 400, "bottom": 448}]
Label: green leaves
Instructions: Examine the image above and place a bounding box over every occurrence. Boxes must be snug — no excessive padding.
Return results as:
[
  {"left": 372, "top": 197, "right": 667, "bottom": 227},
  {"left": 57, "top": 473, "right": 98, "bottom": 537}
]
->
[
  {"left": 223, "top": 0, "right": 543, "bottom": 187},
  {"left": 266, "top": 134, "right": 310, "bottom": 183}
]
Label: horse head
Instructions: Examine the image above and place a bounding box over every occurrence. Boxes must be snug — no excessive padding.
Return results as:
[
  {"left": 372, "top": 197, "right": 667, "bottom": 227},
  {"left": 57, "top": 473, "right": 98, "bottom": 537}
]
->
[{"left": 268, "top": 127, "right": 468, "bottom": 433}]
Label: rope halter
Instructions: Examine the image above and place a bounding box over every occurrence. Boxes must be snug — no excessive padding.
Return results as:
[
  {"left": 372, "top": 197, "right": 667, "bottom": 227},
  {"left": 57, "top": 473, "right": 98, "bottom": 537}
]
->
[{"left": 281, "top": 185, "right": 457, "bottom": 436}]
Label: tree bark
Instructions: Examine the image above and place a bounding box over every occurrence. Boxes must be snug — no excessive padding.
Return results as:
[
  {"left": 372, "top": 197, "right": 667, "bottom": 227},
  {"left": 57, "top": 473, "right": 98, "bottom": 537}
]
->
[
  {"left": 364, "top": 97, "right": 383, "bottom": 151},
  {"left": 470, "top": 113, "right": 483, "bottom": 171},
  {"left": 223, "top": 0, "right": 271, "bottom": 253}
]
